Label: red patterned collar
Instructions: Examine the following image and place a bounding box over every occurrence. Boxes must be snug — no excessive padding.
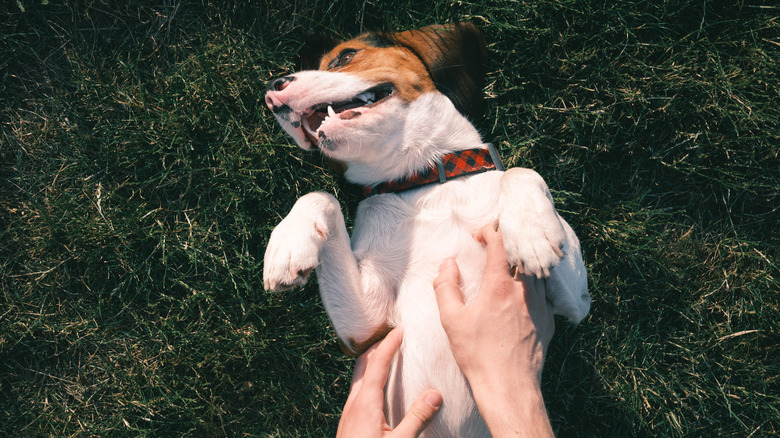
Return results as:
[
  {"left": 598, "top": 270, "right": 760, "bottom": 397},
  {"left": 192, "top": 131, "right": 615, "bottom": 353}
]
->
[{"left": 363, "top": 143, "right": 504, "bottom": 197}]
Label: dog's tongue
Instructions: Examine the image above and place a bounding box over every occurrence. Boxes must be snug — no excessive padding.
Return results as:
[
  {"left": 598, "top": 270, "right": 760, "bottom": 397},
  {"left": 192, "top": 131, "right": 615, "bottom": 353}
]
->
[
  {"left": 302, "top": 104, "right": 365, "bottom": 147},
  {"left": 306, "top": 106, "right": 363, "bottom": 132},
  {"left": 339, "top": 109, "right": 361, "bottom": 120}
]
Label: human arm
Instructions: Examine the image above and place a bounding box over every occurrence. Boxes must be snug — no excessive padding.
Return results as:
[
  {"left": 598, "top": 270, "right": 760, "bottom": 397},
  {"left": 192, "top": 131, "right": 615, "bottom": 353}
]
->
[
  {"left": 433, "top": 224, "right": 555, "bottom": 437},
  {"left": 336, "top": 327, "right": 443, "bottom": 438}
]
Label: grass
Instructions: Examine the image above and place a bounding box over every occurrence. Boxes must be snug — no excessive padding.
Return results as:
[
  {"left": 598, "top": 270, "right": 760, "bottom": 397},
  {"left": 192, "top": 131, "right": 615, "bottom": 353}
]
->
[{"left": 1, "top": 0, "right": 778, "bottom": 436}]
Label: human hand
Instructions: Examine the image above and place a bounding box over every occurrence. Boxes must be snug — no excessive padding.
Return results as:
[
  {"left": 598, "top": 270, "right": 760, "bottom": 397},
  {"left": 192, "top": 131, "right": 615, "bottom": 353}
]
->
[
  {"left": 433, "top": 224, "right": 555, "bottom": 383},
  {"left": 336, "top": 327, "right": 443, "bottom": 438},
  {"left": 433, "top": 224, "right": 555, "bottom": 437}
]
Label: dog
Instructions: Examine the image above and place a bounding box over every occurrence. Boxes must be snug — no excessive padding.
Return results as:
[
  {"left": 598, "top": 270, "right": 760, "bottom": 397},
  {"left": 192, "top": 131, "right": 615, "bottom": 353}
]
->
[{"left": 263, "top": 23, "right": 590, "bottom": 437}]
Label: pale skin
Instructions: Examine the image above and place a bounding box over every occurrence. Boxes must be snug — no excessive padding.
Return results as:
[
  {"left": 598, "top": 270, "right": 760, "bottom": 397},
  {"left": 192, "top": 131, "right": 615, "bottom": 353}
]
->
[
  {"left": 434, "top": 224, "right": 555, "bottom": 437},
  {"left": 336, "top": 327, "right": 443, "bottom": 437},
  {"left": 336, "top": 224, "right": 555, "bottom": 437}
]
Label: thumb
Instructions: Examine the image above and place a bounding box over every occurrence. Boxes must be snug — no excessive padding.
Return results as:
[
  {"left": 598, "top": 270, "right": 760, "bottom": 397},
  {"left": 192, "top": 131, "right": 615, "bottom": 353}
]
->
[{"left": 391, "top": 390, "right": 442, "bottom": 437}]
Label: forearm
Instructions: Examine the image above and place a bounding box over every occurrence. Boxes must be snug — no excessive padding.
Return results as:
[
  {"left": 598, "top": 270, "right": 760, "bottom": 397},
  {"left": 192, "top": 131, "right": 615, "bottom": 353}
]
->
[{"left": 467, "top": 372, "right": 554, "bottom": 438}]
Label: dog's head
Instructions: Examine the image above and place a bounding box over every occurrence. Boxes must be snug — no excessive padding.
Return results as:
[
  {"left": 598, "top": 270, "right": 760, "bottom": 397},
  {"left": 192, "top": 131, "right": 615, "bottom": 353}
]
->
[{"left": 265, "top": 23, "right": 487, "bottom": 182}]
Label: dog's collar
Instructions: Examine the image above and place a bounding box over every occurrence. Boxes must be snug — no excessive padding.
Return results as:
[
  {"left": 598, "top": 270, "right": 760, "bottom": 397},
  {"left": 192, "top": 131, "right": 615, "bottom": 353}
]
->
[{"left": 363, "top": 143, "right": 505, "bottom": 197}]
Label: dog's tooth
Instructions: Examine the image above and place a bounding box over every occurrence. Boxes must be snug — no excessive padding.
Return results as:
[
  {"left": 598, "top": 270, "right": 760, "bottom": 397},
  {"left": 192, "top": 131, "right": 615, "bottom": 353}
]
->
[
  {"left": 357, "top": 92, "right": 375, "bottom": 103},
  {"left": 327, "top": 105, "right": 336, "bottom": 118}
]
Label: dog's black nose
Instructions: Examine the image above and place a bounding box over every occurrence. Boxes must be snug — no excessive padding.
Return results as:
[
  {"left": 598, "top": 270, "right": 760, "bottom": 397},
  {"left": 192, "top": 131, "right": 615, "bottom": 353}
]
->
[
  {"left": 267, "top": 76, "right": 295, "bottom": 92},
  {"left": 265, "top": 75, "right": 296, "bottom": 113}
]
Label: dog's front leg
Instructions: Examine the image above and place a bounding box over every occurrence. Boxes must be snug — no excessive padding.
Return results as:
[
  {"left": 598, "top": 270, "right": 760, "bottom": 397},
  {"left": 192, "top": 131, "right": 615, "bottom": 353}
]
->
[
  {"left": 497, "top": 168, "right": 590, "bottom": 323},
  {"left": 264, "top": 192, "right": 390, "bottom": 356},
  {"left": 497, "top": 168, "right": 567, "bottom": 278}
]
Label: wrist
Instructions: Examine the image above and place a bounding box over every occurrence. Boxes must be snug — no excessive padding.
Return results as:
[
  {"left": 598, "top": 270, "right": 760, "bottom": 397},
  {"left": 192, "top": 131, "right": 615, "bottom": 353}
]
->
[
  {"left": 467, "top": 368, "right": 542, "bottom": 404},
  {"left": 466, "top": 371, "right": 553, "bottom": 438},
  {"left": 461, "top": 356, "right": 543, "bottom": 394}
]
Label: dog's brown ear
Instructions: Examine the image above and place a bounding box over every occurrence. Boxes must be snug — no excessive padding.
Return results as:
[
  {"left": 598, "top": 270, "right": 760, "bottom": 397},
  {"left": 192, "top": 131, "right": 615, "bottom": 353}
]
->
[
  {"left": 390, "top": 22, "right": 488, "bottom": 119},
  {"left": 296, "top": 32, "right": 341, "bottom": 71}
]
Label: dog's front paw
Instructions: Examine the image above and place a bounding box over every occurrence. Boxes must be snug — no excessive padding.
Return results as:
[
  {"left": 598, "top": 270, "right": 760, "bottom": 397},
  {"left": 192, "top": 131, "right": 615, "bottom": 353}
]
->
[
  {"left": 263, "top": 211, "right": 328, "bottom": 292},
  {"left": 498, "top": 168, "right": 568, "bottom": 278},
  {"left": 501, "top": 216, "right": 565, "bottom": 279}
]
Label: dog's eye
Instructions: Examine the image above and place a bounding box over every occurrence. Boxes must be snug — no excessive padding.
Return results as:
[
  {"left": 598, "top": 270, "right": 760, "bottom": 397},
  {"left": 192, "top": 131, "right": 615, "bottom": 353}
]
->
[
  {"left": 328, "top": 49, "right": 359, "bottom": 69},
  {"left": 340, "top": 51, "right": 355, "bottom": 65}
]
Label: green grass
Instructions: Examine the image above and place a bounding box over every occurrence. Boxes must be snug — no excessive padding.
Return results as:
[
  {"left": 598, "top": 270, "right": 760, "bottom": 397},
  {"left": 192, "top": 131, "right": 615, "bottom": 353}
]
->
[{"left": 1, "top": 1, "right": 778, "bottom": 436}]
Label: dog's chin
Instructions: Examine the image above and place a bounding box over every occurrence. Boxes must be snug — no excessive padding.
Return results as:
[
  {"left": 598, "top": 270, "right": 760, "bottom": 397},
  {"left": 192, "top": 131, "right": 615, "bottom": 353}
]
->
[
  {"left": 317, "top": 135, "right": 339, "bottom": 152},
  {"left": 296, "top": 126, "right": 336, "bottom": 153},
  {"left": 285, "top": 121, "right": 340, "bottom": 153}
]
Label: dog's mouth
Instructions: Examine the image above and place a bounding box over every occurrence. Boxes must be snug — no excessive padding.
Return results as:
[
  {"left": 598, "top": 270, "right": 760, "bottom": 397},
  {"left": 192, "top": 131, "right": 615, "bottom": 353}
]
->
[{"left": 301, "top": 83, "right": 395, "bottom": 147}]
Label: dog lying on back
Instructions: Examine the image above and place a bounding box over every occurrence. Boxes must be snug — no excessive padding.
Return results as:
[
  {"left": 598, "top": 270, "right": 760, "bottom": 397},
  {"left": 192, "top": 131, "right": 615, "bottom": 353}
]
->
[{"left": 263, "top": 23, "right": 590, "bottom": 437}]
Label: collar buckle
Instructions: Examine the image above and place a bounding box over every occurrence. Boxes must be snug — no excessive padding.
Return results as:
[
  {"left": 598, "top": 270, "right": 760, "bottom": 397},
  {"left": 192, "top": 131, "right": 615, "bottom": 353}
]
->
[{"left": 435, "top": 160, "right": 447, "bottom": 183}]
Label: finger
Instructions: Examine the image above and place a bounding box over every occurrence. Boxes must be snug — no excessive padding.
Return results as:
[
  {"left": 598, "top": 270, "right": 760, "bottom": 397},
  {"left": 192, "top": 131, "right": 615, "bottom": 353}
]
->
[
  {"left": 475, "top": 224, "right": 510, "bottom": 278},
  {"left": 343, "top": 337, "right": 377, "bottom": 407},
  {"left": 433, "top": 258, "right": 465, "bottom": 319},
  {"left": 346, "top": 327, "right": 402, "bottom": 405},
  {"left": 391, "top": 389, "right": 442, "bottom": 437},
  {"left": 361, "top": 327, "right": 403, "bottom": 391},
  {"left": 350, "top": 346, "right": 371, "bottom": 385}
]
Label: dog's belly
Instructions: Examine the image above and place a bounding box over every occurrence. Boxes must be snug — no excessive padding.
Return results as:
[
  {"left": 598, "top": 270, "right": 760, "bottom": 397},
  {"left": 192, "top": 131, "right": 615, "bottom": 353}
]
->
[
  {"left": 380, "top": 173, "right": 502, "bottom": 437},
  {"left": 390, "top": 260, "right": 490, "bottom": 437}
]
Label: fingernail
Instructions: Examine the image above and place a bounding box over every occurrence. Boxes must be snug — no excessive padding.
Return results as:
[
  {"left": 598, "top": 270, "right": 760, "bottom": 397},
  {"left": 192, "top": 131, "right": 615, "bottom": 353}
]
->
[
  {"left": 425, "top": 390, "right": 442, "bottom": 408},
  {"left": 439, "top": 258, "right": 455, "bottom": 270}
]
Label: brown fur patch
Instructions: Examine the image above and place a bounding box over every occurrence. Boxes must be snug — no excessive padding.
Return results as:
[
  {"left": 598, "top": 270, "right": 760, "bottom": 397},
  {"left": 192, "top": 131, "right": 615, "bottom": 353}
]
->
[
  {"left": 390, "top": 23, "right": 488, "bottom": 118},
  {"left": 319, "top": 40, "right": 436, "bottom": 103},
  {"left": 337, "top": 324, "right": 393, "bottom": 357},
  {"left": 315, "top": 23, "right": 487, "bottom": 118}
]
